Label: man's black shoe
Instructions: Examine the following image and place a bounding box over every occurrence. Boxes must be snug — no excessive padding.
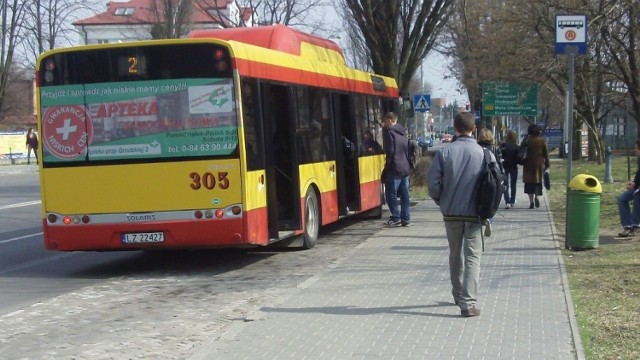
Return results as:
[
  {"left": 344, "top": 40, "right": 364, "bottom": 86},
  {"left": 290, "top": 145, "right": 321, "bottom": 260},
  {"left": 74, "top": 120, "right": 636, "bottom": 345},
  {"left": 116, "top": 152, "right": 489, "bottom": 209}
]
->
[{"left": 461, "top": 306, "right": 481, "bottom": 317}]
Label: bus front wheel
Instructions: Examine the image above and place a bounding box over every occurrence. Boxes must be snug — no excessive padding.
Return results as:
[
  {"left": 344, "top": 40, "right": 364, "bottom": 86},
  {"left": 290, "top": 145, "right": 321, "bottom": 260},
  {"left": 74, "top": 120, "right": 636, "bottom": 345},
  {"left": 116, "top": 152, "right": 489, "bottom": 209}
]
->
[{"left": 302, "top": 188, "right": 320, "bottom": 249}]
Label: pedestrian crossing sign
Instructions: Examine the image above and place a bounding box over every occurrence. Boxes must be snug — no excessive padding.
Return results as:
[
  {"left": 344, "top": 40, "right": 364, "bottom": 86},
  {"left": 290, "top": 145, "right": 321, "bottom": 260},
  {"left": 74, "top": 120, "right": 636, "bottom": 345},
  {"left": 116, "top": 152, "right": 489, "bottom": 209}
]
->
[{"left": 413, "top": 94, "right": 430, "bottom": 112}]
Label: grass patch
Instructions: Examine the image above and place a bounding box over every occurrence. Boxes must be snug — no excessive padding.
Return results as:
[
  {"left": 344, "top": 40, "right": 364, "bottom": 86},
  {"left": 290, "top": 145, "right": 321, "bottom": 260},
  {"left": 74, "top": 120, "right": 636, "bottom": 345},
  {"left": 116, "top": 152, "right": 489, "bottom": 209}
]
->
[
  {"left": 547, "top": 155, "right": 640, "bottom": 360},
  {"left": 411, "top": 151, "right": 640, "bottom": 359}
]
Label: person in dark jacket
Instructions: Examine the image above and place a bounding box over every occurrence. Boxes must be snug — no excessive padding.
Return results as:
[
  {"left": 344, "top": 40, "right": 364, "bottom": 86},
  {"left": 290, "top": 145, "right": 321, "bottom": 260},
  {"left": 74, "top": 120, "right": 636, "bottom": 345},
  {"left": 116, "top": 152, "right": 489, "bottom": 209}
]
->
[
  {"left": 382, "top": 112, "right": 411, "bottom": 227},
  {"left": 617, "top": 139, "right": 640, "bottom": 237},
  {"left": 477, "top": 128, "right": 500, "bottom": 237},
  {"left": 501, "top": 129, "right": 520, "bottom": 209},
  {"left": 521, "top": 125, "right": 550, "bottom": 209},
  {"left": 25, "top": 128, "right": 39, "bottom": 165}
]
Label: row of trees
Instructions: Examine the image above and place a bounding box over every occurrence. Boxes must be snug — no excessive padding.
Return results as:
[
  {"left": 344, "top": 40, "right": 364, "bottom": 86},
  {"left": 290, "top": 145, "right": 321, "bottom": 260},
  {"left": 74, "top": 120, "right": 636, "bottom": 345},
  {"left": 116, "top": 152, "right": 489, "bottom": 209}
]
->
[
  {"left": 445, "top": 0, "right": 639, "bottom": 162},
  {"left": 0, "top": 0, "right": 459, "bottom": 122},
  {"left": 7, "top": 0, "right": 635, "bottom": 164},
  {"left": 0, "top": 0, "right": 97, "bottom": 116},
  {"left": 150, "top": 0, "right": 334, "bottom": 39}
]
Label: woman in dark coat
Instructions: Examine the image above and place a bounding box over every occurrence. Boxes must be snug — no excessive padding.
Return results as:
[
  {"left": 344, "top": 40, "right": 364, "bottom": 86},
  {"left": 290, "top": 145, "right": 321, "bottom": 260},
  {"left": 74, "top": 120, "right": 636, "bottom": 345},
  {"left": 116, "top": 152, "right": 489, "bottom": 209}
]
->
[
  {"left": 521, "top": 125, "right": 550, "bottom": 209},
  {"left": 501, "top": 129, "right": 520, "bottom": 208}
]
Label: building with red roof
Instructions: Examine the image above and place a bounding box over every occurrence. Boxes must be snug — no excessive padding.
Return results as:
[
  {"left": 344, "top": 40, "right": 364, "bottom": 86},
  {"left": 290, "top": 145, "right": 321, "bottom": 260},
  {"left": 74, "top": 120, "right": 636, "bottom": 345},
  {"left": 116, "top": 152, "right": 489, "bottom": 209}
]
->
[{"left": 73, "top": 0, "right": 256, "bottom": 44}]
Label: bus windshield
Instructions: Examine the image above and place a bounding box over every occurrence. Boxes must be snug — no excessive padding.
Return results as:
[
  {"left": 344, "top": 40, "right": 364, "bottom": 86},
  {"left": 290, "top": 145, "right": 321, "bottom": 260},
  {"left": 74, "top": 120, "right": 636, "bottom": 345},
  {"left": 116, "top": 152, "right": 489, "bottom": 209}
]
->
[{"left": 38, "top": 43, "right": 237, "bottom": 165}]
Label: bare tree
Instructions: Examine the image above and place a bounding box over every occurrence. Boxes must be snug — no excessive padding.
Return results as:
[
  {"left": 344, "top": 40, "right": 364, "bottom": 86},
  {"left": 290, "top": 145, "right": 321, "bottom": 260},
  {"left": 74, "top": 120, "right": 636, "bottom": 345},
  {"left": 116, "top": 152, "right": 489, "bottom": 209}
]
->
[
  {"left": 336, "top": 2, "right": 373, "bottom": 70},
  {"left": 252, "top": 0, "right": 330, "bottom": 30},
  {"left": 193, "top": 0, "right": 245, "bottom": 27},
  {"left": 445, "top": 0, "right": 640, "bottom": 162},
  {"left": 21, "top": 0, "right": 94, "bottom": 66},
  {"left": 599, "top": 0, "right": 640, "bottom": 136},
  {"left": 0, "top": 0, "right": 26, "bottom": 118},
  {"left": 195, "top": 0, "right": 332, "bottom": 36},
  {"left": 149, "top": 0, "right": 194, "bottom": 39},
  {"left": 339, "top": 0, "right": 455, "bottom": 97}
]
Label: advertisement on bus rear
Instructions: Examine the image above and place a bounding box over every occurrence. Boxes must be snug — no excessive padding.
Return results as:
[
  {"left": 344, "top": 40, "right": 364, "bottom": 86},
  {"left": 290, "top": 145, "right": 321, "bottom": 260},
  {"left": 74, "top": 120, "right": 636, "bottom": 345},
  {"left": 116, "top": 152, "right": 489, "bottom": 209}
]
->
[{"left": 39, "top": 78, "right": 238, "bottom": 163}]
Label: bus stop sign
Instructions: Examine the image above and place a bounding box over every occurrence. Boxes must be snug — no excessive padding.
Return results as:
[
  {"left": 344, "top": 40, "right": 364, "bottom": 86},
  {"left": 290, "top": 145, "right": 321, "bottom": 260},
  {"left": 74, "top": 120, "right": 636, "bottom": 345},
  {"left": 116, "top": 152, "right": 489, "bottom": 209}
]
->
[{"left": 555, "top": 15, "right": 587, "bottom": 55}]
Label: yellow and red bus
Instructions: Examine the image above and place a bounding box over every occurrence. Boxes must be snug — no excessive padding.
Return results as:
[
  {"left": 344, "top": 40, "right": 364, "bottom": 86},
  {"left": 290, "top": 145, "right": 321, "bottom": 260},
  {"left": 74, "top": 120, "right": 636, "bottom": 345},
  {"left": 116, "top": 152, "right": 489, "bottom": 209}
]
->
[{"left": 36, "top": 25, "right": 399, "bottom": 251}]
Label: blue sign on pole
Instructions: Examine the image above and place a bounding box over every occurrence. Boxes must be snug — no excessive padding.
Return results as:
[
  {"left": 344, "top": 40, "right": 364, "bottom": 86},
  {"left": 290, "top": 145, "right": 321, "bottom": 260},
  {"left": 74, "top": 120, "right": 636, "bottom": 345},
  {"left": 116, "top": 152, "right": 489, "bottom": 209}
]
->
[
  {"left": 555, "top": 15, "right": 587, "bottom": 55},
  {"left": 413, "top": 94, "right": 430, "bottom": 112},
  {"left": 544, "top": 128, "right": 563, "bottom": 150}
]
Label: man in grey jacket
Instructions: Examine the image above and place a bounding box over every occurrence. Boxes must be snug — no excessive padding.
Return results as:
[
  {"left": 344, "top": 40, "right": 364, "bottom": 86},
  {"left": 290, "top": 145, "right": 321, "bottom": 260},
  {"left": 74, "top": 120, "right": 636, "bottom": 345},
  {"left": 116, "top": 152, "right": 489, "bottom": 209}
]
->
[{"left": 427, "top": 112, "right": 494, "bottom": 318}]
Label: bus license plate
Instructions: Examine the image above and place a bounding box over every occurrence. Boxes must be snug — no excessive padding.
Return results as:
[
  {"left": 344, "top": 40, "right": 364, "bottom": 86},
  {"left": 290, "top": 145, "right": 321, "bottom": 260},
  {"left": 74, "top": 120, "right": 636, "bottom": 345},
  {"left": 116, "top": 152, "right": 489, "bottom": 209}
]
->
[{"left": 122, "top": 232, "right": 164, "bottom": 244}]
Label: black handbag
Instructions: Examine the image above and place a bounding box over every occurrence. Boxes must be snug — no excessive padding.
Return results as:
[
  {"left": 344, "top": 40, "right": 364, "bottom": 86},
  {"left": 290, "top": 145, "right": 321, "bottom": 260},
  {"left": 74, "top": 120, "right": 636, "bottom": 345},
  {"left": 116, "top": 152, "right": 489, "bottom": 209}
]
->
[
  {"left": 544, "top": 170, "right": 551, "bottom": 190},
  {"left": 516, "top": 143, "right": 528, "bottom": 165}
]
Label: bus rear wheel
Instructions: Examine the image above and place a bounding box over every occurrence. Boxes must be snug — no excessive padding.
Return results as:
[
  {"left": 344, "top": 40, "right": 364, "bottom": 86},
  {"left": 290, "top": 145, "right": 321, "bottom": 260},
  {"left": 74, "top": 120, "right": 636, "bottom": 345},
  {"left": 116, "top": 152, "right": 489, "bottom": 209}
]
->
[{"left": 302, "top": 188, "right": 320, "bottom": 249}]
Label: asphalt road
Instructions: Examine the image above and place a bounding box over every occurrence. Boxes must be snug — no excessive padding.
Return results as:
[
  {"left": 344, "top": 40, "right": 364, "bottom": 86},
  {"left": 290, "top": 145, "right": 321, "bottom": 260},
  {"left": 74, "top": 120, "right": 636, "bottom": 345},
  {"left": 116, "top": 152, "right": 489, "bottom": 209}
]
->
[{"left": 0, "top": 164, "right": 380, "bottom": 358}]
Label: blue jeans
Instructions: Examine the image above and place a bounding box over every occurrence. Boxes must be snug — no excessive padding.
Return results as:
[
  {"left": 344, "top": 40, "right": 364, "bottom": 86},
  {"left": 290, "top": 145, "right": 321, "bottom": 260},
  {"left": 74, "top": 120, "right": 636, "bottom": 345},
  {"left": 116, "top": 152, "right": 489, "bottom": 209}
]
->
[
  {"left": 618, "top": 189, "right": 640, "bottom": 228},
  {"left": 385, "top": 174, "right": 410, "bottom": 222},
  {"left": 503, "top": 166, "right": 518, "bottom": 204}
]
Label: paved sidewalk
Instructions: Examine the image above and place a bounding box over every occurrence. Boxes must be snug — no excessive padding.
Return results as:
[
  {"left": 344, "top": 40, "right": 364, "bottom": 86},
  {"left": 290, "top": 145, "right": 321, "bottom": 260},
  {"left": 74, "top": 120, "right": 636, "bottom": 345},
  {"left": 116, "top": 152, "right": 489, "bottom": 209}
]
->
[{"left": 191, "top": 188, "right": 584, "bottom": 359}]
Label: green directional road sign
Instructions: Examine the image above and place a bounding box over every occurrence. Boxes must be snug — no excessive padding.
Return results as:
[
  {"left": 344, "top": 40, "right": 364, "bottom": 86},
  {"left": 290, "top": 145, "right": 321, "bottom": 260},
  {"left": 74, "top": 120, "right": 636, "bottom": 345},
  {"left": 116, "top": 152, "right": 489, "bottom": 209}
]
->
[{"left": 482, "top": 82, "right": 538, "bottom": 116}]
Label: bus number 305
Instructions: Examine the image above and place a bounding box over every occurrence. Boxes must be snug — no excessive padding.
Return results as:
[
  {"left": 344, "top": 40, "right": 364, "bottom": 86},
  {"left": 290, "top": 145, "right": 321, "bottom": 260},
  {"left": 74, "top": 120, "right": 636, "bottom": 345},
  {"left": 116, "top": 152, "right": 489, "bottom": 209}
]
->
[{"left": 189, "top": 171, "right": 230, "bottom": 190}]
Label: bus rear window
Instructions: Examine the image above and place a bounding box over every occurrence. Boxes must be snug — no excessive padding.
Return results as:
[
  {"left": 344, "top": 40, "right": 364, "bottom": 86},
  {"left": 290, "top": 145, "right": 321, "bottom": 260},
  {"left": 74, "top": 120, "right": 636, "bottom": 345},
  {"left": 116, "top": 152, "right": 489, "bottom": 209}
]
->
[
  {"left": 39, "top": 43, "right": 232, "bottom": 85},
  {"left": 38, "top": 43, "right": 238, "bottom": 164}
]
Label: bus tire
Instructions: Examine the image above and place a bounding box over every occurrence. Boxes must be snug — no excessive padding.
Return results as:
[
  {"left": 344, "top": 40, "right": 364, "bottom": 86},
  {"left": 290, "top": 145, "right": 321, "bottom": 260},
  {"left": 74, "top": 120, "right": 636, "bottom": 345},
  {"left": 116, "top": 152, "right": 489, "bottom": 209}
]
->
[{"left": 302, "top": 188, "right": 320, "bottom": 249}]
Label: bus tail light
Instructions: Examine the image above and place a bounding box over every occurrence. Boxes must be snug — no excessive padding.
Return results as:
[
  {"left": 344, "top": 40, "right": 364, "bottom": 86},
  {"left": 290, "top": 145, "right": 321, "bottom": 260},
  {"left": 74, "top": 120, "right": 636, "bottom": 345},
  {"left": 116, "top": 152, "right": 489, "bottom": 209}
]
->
[
  {"left": 48, "top": 213, "right": 91, "bottom": 224},
  {"left": 205, "top": 210, "right": 214, "bottom": 218},
  {"left": 231, "top": 206, "right": 241, "bottom": 215},
  {"left": 215, "top": 209, "right": 224, "bottom": 218},
  {"left": 194, "top": 210, "right": 203, "bottom": 219}
]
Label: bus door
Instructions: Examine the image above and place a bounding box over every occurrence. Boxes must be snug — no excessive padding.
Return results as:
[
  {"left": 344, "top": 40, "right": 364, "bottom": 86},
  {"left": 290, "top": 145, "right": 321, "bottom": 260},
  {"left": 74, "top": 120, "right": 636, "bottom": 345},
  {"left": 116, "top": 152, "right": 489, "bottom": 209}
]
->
[
  {"left": 261, "top": 83, "right": 301, "bottom": 238},
  {"left": 332, "top": 93, "right": 361, "bottom": 215}
]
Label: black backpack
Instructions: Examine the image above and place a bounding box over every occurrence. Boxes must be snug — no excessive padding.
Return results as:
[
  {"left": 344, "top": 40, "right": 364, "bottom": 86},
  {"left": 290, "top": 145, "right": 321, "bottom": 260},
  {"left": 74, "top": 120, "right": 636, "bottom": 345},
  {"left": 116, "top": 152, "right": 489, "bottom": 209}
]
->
[{"left": 475, "top": 148, "right": 505, "bottom": 222}]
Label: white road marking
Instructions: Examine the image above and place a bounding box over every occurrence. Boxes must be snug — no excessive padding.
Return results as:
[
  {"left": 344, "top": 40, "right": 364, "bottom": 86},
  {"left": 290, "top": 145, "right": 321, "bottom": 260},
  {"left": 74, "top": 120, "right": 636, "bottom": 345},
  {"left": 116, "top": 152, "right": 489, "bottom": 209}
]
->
[
  {"left": 0, "top": 201, "right": 41, "bottom": 210},
  {"left": 0, "top": 232, "right": 43, "bottom": 245}
]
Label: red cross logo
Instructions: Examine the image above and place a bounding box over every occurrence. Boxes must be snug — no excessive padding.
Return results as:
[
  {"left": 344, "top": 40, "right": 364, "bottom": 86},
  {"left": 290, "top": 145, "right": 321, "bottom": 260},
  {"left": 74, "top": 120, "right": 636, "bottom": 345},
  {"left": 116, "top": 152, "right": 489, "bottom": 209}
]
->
[{"left": 42, "top": 105, "right": 94, "bottom": 160}]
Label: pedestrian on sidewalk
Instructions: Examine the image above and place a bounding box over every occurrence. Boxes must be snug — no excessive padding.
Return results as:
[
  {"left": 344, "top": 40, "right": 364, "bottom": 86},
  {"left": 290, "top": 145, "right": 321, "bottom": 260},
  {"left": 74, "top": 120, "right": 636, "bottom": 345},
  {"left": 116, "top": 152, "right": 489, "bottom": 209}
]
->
[
  {"left": 427, "top": 112, "right": 492, "bottom": 317},
  {"left": 617, "top": 139, "right": 640, "bottom": 237},
  {"left": 25, "top": 128, "right": 39, "bottom": 165},
  {"left": 501, "top": 129, "right": 519, "bottom": 208},
  {"left": 477, "top": 128, "right": 501, "bottom": 237},
  {"left": 521, "top": 124, "right": 549, "bottom": 209},
  {"left": 382, "top": 112, "right": 411, "bottom": 227}
]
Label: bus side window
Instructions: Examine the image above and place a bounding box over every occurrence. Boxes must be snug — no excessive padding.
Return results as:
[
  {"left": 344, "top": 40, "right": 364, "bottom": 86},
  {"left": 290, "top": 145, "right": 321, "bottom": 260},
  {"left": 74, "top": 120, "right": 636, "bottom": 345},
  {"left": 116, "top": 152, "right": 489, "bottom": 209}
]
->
[
  {"left": 241, "top": 78, "right": 264, "bottom": 171},
  {"left": 307, "top": 88, "right": 331, "bottom": 162}
]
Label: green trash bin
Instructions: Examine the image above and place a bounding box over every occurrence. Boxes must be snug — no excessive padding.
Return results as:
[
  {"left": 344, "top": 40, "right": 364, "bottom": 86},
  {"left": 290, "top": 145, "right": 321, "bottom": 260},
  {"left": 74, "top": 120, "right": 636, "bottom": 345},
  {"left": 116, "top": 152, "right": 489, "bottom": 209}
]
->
[{"left": 567, "top": 174, "right": 602, "bottom": 250}]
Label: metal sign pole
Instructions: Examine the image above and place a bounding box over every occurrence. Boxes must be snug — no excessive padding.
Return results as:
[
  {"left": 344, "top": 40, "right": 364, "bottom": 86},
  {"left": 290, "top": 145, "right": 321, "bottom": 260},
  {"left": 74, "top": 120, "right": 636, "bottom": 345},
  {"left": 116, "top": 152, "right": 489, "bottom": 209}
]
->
[
  {"left": 555, "top": 14, "right": 586, "bottom": 250},
  {"left": 565, "top": 52, "right": 575, "bottom": 250}
]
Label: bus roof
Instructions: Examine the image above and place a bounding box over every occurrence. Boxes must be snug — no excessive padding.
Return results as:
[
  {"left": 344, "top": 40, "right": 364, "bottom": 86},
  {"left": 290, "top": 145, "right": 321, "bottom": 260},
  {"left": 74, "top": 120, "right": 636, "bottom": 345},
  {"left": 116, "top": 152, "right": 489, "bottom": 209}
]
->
[
  {"left": 188, "top": 25, "right": 345, "bottom": 65},
  {"left": 188, "top": 25, "right": 397, "bottom": 97}
]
